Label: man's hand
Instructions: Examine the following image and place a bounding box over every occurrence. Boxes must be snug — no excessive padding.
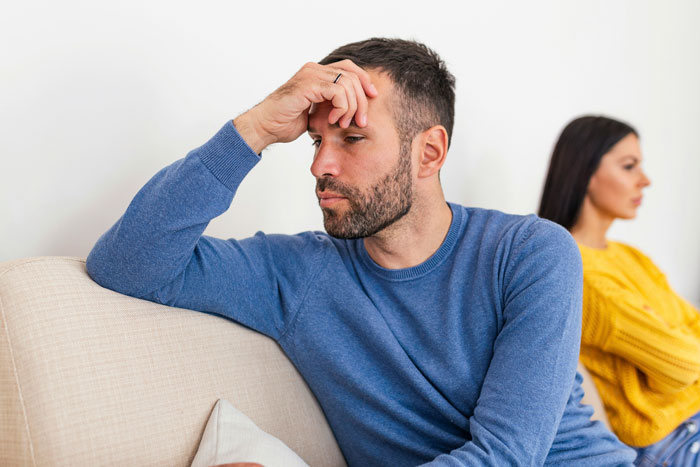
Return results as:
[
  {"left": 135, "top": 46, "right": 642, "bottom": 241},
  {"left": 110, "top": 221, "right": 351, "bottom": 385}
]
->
[{"left": 233, "top": 60, "right": 378, "bottom": 153}]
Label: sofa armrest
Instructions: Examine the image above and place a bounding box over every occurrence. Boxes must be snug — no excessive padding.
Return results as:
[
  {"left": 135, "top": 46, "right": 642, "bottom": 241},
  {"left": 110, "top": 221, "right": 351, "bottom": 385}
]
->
[{"left": 0, "top": 257, "right": 345, "bottom": 467}]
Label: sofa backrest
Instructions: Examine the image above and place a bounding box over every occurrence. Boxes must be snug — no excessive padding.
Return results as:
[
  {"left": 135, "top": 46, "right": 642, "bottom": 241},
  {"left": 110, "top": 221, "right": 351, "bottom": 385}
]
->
[
  {"left": 1, "top": 256, "right": 614, "bottom": 466},
  {"left": 0, "top": 257, "right": 346, "bottom": 467}
]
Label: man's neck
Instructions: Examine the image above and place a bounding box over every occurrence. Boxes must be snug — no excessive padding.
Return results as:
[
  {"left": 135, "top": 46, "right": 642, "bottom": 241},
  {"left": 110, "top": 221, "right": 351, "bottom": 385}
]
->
[{"left": 363, "top": 200, "right": 453, "bottom": 269}]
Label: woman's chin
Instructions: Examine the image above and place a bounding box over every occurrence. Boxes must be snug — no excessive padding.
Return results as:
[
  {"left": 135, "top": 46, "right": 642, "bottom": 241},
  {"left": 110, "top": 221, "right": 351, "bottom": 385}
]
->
[{"left": 619, "top": 210, "right": 638, "bottom": 220}]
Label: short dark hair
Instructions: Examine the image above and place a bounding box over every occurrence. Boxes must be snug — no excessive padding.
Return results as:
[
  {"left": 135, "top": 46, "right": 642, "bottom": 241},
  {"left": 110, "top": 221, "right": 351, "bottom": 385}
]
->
[
  {"left": 538, "top": 115, "right": 638, "bottom": 230},
  {"left": 319, "top": 38, "right": 456, "bottom": 151}
]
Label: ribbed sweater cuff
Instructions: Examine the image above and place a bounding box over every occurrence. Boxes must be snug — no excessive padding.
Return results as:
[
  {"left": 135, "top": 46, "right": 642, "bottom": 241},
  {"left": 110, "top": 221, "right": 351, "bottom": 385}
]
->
[{"left": 195, "top": 120, "right": 261, "bottom": 192}]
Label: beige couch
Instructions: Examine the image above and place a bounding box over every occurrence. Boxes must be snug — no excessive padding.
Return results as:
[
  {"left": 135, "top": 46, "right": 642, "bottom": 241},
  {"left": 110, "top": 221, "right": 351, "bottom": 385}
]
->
[{"left": 0, "top": 256, "right": 609, "bottom": 466}]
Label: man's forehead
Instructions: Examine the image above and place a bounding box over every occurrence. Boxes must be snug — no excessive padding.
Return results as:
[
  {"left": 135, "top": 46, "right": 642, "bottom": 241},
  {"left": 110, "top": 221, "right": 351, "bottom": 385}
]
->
[
  {"left": 307, "top": 118, "right": 364, "bottom": 134},
  {"left": 365, "top": 69, "right": 394, "bottom": 106}
]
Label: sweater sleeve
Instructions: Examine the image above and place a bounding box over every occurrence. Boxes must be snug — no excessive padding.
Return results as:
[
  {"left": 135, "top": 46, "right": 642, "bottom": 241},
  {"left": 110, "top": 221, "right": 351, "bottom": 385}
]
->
[
  {"left": 421, "top": 219, "right": 591, "bottom": 466},
  {"left": 582, "top": 272, "right": 700, "bottom": 393},
  {"left": 86, "top": 121, "right": 322, "bottom": 340},
  {"left": 629, "top": 245, "right": 700, "bottom": 333}
]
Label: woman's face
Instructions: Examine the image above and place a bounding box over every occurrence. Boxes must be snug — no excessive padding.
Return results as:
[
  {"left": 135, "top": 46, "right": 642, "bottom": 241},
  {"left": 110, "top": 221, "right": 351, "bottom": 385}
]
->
[{"left": 586, "top": 133, "right": 651, "bottom": 220}]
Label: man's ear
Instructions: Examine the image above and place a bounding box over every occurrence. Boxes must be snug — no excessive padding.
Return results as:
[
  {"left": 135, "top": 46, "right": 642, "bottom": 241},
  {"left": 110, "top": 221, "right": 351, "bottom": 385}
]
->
[{"left": 416, "top": 125, "right": 449, "bottom": 179}]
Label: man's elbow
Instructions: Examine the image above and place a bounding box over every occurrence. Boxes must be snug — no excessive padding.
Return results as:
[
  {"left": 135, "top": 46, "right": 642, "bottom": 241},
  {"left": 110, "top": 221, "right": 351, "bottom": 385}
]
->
[{"left": 86, "top": 245, "right": 137, "bottom": 297}]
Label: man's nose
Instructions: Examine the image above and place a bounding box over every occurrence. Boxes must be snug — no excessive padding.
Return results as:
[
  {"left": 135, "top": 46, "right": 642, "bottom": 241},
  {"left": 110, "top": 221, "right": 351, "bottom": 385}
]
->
[{"left": 310, "top": 142, "right": 341, "bottom": 179}]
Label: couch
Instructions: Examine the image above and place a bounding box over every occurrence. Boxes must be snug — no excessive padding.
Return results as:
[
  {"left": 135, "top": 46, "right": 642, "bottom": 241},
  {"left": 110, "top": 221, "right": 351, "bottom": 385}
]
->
[{"left": 0, "top": 256, "right": 609, "bottom": 466}]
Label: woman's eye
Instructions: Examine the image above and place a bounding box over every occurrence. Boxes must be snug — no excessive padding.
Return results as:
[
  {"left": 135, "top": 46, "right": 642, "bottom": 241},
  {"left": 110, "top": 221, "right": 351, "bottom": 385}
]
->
[
  {"left": 623, "top": 164, "right": 635, "bottom": 171},
  {"left": 311, "top": 139, "right": 321, "bottom": 148}
]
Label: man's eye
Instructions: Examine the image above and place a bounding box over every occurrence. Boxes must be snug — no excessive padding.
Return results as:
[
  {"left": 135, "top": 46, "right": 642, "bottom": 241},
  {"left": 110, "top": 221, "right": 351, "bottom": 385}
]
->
[
  {"left": 345, "top": 136, "right": 364, "bottom": 144},
  {"left": 311, "top": 139, "right": 321, "bottom": 148}
]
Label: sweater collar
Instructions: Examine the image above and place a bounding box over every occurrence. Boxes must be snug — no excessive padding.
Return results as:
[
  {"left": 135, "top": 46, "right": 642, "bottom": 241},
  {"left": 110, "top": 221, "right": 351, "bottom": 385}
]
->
[{"left": 354, "top": 202, "right": 465, "bottom": 281}]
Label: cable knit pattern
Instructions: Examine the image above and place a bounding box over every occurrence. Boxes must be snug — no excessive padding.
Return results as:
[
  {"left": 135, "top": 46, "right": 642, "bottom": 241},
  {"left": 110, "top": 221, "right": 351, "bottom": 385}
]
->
[{"left": 579, "top": 241, "right": 700, "bottom": 446}]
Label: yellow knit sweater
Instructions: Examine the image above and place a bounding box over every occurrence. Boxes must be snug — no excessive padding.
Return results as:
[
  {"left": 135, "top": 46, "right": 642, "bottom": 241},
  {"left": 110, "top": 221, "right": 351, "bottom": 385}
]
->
[{"left": 579, "top": 241, "right": 700, "bottom": 446}]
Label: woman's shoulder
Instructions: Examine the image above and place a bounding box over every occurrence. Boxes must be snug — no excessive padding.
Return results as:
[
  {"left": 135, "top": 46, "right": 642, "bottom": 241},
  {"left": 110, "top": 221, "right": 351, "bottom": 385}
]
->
[
  {"left": 608, "top": 241, "right": 660, "bottom": 270},
  {"left": 581, "top": 240, "right": 665, "bottom": 286}
]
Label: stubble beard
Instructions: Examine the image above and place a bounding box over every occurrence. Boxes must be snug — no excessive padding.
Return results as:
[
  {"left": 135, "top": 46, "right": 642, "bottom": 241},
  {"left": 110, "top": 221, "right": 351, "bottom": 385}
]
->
[{"left": 317, "top": 148, "right": 414, "bottom": 240}]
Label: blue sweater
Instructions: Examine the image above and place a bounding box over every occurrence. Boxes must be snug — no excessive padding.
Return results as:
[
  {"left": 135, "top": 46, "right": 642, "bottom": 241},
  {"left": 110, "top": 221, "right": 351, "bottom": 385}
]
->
[{"left": 87, "top": 122, "right": 635, "bottom": 466}]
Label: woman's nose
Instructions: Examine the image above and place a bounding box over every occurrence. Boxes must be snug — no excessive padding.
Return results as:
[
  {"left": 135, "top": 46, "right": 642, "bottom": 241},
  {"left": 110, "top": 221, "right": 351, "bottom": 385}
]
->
[{"left": 639, "top": 169, "right": 651, "bottom": 188}]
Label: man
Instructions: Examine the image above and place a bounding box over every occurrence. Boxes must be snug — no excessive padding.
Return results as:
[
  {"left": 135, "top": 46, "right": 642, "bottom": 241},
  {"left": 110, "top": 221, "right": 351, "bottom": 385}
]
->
[{"left": 87, "top": 38, "right": 635, "bottom": 465}]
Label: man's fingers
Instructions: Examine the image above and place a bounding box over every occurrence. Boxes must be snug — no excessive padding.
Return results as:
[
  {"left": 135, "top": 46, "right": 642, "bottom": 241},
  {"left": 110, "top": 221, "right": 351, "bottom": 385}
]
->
[
  {"left": 334, "top": 59, "right": 379, "bottom": 99},
  {"left": 310, "top": 66, "right": 357, "bottom": 127},
  {"left": 336, "top": 74, "right": 359, "bottom": 128},
  {"left": 328, "top": 61, "right": 375, "bottom": 127},
  {"left": 304, "top": 61, "right": 376, "bottom": 128},
  {"left": 316, "top": 81, "right": 348, "bottom": 125},
  {"left": 344, "top": 71, "right": 369, "bottom": 127}
]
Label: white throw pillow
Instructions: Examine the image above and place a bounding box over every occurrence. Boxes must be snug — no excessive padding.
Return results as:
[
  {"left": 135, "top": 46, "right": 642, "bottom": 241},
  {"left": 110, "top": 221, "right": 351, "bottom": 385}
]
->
[{"left": 191, "top": 399, "right": 309, "bottom": 467}]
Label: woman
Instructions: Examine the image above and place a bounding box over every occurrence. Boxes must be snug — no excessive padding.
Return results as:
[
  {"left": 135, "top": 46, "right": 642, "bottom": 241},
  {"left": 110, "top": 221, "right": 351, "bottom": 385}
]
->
[{"left": 539, "top": 115, "right": 700, "bottom": 466}]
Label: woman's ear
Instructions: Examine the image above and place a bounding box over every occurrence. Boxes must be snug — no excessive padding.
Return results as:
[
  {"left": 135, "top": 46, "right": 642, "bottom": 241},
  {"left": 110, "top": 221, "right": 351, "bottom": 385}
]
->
[{"left": 416, "top": 125, "right": 449, "bottom": 178}]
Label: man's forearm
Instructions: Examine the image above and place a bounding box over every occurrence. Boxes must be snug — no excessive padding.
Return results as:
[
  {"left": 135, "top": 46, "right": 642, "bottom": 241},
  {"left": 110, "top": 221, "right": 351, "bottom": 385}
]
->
[{"left": 86, "top": 122, "right": 259, "bottom": 298}]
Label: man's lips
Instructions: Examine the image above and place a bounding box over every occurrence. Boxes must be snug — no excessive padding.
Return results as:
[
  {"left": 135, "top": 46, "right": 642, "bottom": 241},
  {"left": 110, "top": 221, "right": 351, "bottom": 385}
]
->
[{"left": 317, "top": 191, "right": 347, "bottom": 208}]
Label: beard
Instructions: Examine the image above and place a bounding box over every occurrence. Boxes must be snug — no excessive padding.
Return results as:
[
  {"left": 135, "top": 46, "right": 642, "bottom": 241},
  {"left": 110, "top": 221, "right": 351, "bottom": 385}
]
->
[{"left": 316, "top": 150, "right": 414, "bottom": 239}]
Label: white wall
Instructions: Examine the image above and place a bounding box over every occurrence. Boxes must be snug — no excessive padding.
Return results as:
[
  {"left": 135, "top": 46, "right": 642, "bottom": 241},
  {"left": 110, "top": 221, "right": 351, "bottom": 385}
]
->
[{"left": 2, "top": 0, "right": 699, "bottom": 305}]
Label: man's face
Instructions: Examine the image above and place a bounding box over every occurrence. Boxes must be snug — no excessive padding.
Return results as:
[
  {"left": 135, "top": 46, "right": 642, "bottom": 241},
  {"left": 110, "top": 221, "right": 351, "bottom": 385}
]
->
[{"left": 307, "top": 71, "right": 414, "bottom": 239}]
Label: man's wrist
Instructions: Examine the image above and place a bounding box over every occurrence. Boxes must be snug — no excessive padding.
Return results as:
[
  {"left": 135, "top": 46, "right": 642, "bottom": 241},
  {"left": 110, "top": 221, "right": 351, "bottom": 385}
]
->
[{"left": 232, "top": 110, "right": 276, "bottom": 154}]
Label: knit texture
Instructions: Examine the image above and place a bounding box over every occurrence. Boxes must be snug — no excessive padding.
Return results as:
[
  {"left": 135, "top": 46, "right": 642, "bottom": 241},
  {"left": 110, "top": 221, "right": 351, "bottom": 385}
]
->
[
  {"left": 579, "top": 241, "right": 700, "bottom": 446},
  {"left": 87, "top": 121, "right": 635, "bottom": 466}
]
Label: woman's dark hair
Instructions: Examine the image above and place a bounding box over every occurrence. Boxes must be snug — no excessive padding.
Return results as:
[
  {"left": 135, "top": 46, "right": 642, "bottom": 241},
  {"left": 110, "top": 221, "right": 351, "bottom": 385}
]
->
[{"left": 538, "top": 115, "right": 638, "bottom": 230}]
